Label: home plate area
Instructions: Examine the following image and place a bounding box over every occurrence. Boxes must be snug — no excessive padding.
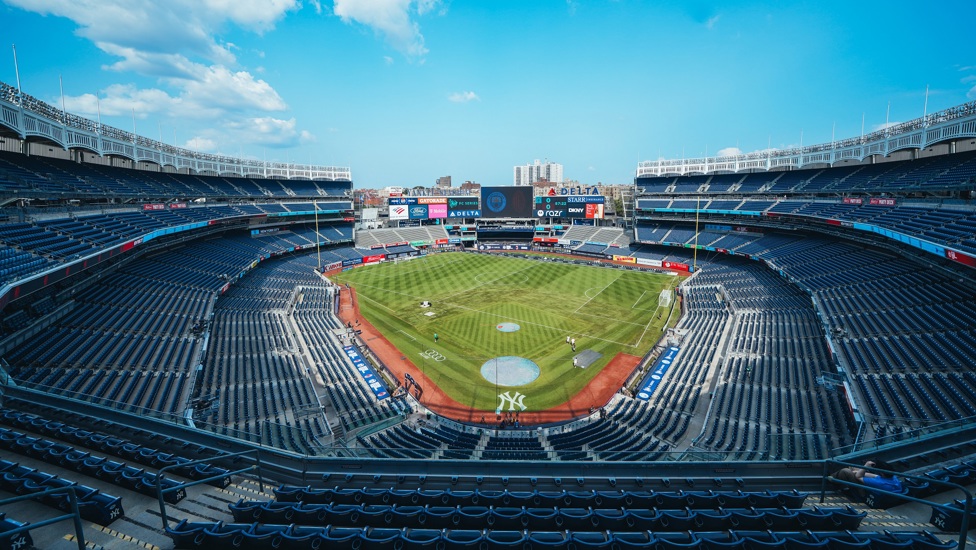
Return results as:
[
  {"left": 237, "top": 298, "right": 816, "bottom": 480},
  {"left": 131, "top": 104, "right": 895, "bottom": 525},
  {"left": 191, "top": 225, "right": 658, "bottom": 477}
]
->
[{"left": 573, "top": 349, "right": 601, "bottom": 368}]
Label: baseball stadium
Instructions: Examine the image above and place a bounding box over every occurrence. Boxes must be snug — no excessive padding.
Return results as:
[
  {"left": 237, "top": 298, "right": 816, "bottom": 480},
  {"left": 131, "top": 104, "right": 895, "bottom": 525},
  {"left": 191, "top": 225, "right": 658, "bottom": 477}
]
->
[
  {"left": 1, "top": 1, "right": 976, "bottom": 540},
  {"left": 0, "top": 79, "right": 974, "bottom": 549}
]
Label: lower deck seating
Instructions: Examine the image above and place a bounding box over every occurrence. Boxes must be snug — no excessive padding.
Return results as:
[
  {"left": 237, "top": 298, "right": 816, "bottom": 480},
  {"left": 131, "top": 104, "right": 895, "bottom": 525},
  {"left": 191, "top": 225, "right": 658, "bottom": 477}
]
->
[
  {"left": 272, "top": 486, "right": 810, "bottom": 509},
  {"left": 165, "top": 520, "right": 953, "bottom": 550},
  {"left": 0, "top": 458, "right": 123, "bottom": 526},
  {"left": 0, "top": 407, "right": 231, "bottom": 487},
  {"left": 0, "top": 426, "right": 186, "bottom": 503},
  {"left": 161, "top": 484, "right": 888, "bottom": 549},
  {"left": 0, "top": 512, "right": 33, "bottom": 550}
]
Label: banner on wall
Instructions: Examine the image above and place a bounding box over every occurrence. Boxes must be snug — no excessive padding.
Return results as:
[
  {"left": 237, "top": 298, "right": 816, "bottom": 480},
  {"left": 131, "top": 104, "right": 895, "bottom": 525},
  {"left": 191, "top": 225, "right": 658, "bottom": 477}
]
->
[
  {"left": 389, "top": 205, "right": 409, "bottom": 220},
  {"left": 342, "top": 346, "right": 390, "bottom": 400},
  {"left": 428, "top": 204, "right": 448, "bottom": 219}
]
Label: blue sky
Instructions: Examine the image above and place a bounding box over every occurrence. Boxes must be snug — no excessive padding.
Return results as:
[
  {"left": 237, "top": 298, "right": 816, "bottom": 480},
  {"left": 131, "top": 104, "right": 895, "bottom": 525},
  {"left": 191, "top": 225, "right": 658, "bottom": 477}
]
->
[{"left": 1, "top": 0, "right": 975, "bottom": 188}]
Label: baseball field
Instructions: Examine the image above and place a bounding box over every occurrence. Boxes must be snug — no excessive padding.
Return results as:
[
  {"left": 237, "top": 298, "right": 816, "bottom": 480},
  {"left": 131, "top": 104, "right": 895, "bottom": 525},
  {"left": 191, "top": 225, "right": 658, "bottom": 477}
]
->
[{"left": 330, "top": 252, "right": 677, "bottom": 413}]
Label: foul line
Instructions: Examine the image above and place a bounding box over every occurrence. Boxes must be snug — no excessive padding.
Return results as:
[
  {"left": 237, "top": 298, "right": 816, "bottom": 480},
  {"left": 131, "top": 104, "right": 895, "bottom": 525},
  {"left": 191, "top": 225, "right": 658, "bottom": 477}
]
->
[
  {"left": 574, "top": 273, "right": 621, "bottom": 314},
  {"left": 632, "top": 290, "right": 649, "bottom": 309}
]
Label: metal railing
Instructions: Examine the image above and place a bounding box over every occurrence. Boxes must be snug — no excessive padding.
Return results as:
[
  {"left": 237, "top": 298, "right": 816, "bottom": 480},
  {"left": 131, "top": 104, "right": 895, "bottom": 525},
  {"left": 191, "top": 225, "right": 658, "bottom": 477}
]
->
[
  {"left": 831, "top": 415, "right": 976, "bottom": 456},
  {"left": 155, "top": 449, "right": 266, "bottom": 530},
  {"left": 0, "top": 486, "right": 88, "bottom": 549},
  {"left": 822, "top": 459, "right": 972, "bottom": 550}
]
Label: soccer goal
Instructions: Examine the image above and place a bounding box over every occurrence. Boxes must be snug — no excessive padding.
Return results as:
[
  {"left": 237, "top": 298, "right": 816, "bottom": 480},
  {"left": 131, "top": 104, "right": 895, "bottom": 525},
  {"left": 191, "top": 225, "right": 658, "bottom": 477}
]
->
[{"left": 659, "top": 289, "right": 673, "bottom": 308}]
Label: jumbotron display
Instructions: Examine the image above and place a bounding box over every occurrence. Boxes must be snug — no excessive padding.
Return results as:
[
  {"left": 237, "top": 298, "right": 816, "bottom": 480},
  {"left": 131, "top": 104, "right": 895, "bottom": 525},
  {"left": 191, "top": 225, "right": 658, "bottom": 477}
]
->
[{"left": 480, "top": 186, "right": 534, "bottom": 218}]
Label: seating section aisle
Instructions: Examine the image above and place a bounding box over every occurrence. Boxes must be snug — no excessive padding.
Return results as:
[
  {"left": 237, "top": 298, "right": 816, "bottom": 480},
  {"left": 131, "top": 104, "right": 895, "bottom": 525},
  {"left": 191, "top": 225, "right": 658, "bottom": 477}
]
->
[
  {"left": 291, "top": 281, "right": 406, "bottom": 435},
  {"left": 194, "top": 254, "right": 331, "bottom": 454},
  {"left": 632, "top": 223, "right": 976, "bottom": 440},
  {"left": 362, "top": 397, "right": 674, "bottom": 462},
  {"left": 4, "top": 266, "right": 211, "bottom": 414},
  {"left": 635, "top": 280, "right": 732, "bottom": 452},
  {"left": 3, "top": 231, "right": 358, "bottom": 427},
  {"left": 688, "top": 260, "right": 853, "bottom": 459}
]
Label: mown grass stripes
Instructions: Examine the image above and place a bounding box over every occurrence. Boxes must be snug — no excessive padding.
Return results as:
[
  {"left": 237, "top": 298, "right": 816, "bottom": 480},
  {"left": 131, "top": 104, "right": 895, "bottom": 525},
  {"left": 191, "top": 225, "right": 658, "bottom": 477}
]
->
[{"left": 332, "top": 252, "right": 675, "bottom": 411}]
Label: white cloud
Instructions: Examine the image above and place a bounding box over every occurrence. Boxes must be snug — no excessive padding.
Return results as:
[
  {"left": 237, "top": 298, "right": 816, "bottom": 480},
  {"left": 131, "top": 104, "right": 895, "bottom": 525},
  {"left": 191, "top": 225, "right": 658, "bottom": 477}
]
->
[
  {"left": 414, "top": 0, "right": 442, "bottom": 15},
  {"left": 333, "top": 0, "right": 443, "bottom": 58},
  {"left": 97, "top": 45, "right": 208, "bottom": 79},
  {"left": 225, "top": 116, "right": 316, "bottom": 147},
  {"left": 705, "top": 14, "right": 720, "bottom": 29},
  {"left": 566, "top": 0, "right": 579, "bottom": 15},
  {"left": 176, "top": 65, "right": 287, "bottom": 112},
  {"left": 448, "top": 91, "right": 479, "bottom": 103},
  {"left": 871, "top": 121, "right": 901, "bottom": 132},
  {"left": 4, "top": 0, "right": 295, "bottom": 110},
  {"left": 3, "top": 0, "right": 293, "bottom": 67},
  {"left": 62, "top": 65, "right": 286, "bottom": 121},
  {"left": 184, "top": 136, "right": 218, "bottom": 151},
  {"left": 197, "top": 0, "right": 301, "bottom": 31},
  {"left": 5, "top": 0, "right": 316, "bottom": 153},
  {"left": 62, "top": 84, "right": 181, "bottom": 117},
  {"left": 716, "top": 147, "right": 742, "bottom": 157},
  {"left": 384, "top": 56, "right": 395, "bottom": 65},
  {"left": 962, "top": 70, "right": 976, "bottom": 99}
]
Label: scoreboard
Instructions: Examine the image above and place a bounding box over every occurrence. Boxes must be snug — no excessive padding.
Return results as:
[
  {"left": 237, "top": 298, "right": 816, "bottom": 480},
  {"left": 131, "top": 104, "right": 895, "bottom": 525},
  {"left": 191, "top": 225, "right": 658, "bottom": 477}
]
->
[
  {"left": 481, "top": 187, "right": 534, "bottom": 218},
  {"left": 534, "top": 195, "right": 605, "bottom": 219},
  {"left": 535, "top": 195, "right": 568, "bottom": 217}
]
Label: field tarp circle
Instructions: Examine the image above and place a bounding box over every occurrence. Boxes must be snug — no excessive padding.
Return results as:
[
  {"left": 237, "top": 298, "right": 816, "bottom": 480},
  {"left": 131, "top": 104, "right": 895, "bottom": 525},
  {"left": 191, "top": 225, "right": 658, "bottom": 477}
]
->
[{"left": 480, "top": 356, "right": 540, "bottom": 386}]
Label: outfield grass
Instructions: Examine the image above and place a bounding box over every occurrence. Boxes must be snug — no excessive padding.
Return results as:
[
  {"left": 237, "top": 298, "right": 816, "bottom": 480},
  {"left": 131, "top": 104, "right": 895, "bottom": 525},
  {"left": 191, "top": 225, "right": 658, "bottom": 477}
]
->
[{"left": 331, "top": 252, "right": 677, "bottom": 411}]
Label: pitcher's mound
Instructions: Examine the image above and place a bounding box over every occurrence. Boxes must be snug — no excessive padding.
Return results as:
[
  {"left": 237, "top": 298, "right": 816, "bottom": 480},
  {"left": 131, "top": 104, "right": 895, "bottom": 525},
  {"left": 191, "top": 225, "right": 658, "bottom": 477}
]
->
[{"left": 480, "top": 356, "right": 539, "bottom": 386}]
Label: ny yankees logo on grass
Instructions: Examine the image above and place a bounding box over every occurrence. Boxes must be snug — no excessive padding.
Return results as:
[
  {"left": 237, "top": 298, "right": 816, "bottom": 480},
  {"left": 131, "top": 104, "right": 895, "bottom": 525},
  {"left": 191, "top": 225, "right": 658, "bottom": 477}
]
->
[{"left": 496, "top": 391, "right": 527, "bottom": 413}]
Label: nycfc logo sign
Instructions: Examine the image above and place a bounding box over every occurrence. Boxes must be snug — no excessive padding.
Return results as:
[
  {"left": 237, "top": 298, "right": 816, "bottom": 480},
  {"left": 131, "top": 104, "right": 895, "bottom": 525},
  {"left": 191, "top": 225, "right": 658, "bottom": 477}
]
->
[
  {"left": 419, "top": 349, "right": 446, "bottom": 362},
  {"left": 486, "top": 191, "right": 507, "bottom": 213},
  {"left": 496, "top": 391, "right": 527, "bottom": 413}
]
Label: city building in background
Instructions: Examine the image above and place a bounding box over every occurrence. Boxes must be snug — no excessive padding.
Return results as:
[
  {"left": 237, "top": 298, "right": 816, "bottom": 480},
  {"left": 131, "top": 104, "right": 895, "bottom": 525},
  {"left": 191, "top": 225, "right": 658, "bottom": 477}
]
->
[
  {"left": 514, "top": 159, "right": 563, "bottom": 186},
  {"left": 459, "top": 180, "right": 481, "bottom": 193}
]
